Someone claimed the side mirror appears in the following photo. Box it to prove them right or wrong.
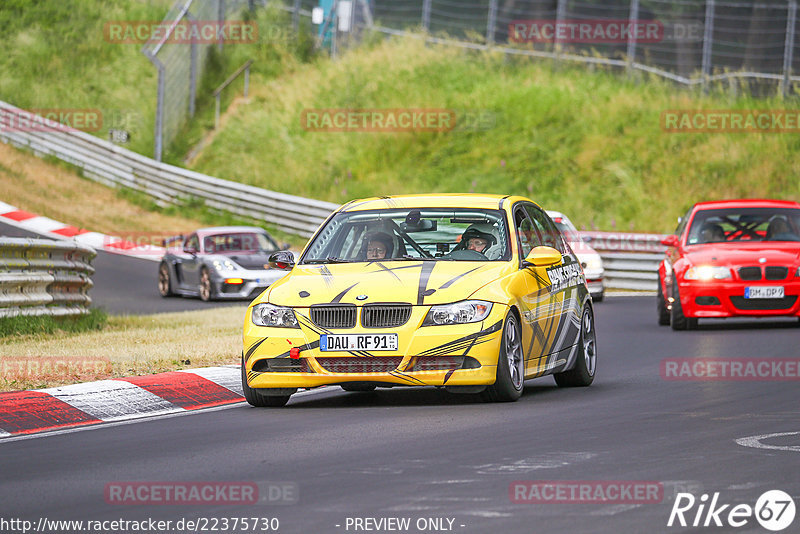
[183,246,197,255]
[522,246,562,268]
[269,250,295,270]
[661,235,679,247]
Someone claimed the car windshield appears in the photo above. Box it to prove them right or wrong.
[203,232,277,254]
[301,208,511,263]
[687,207,800,244]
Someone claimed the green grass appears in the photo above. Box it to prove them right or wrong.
[0,308,108,338]
[187,33,800,233]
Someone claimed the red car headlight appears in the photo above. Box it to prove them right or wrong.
[684,266,732,281]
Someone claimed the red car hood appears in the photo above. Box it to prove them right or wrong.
[684,242,800,265]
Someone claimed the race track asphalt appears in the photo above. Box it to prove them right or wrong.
[1,296,798,533]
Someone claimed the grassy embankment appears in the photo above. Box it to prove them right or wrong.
[189,34,800,233]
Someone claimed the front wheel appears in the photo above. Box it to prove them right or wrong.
[554,303,596,387]
[481,312,524,402]
[158,262,174,297]
[199,267,214,302]
[241,356,292,407]
[670,284,697,330]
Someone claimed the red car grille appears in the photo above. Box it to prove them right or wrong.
[738,266,762,280]
[317,357,404,373]
[738,266,791,281]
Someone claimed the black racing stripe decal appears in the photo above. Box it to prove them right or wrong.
[245,337,269,360]
[443,368,457,384]
[417,320,503,357]
[438,267,482,290]
[416,262,437,305]
[331,283,358,303]
[389,370,426,385]
[371,261,402,282]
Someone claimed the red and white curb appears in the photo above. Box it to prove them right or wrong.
[0,200,164,261]
[0,366,245,438]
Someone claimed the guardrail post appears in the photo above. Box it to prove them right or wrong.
[782,0,797,98]
[701,0,715,93]
[422,0,432,32]
[626,0,640,76]
[486,0,498,44]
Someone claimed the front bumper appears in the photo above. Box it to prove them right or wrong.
[242,304,507,388]
[213,270,285,300]
[678,279,800,318]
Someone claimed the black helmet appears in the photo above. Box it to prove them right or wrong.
[462,223,497,247]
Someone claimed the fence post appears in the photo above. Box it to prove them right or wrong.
[217,0,225,52]
[782,0,797,98]
[701,0,715,93]
[293,0,301,34]
[422,0,432,32]
[487,0,498,44]
[146,54,165,162]
[626,0,640,75]
[187,11,197,117]
[555,0,567,65]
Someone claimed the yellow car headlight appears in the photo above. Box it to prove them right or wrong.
[422,300,492,326]
[684,265,731,281]
[252,303,299,328]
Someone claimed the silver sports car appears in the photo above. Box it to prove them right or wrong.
[158,226,290,301]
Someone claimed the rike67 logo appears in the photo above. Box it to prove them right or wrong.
[668,490,796,531]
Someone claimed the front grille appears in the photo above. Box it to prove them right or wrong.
[317,357,404,373]
[738,267,762,281]
[252,358,311,373]
[311,305,357,329]
[361,304,412,328]
[765,266,789,281]
[408,356,464,371]
[730,295,797,310]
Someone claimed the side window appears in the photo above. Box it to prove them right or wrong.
[675,208,692,239]
[184,234,199,251]
[525,205,566,253]
[514,207,541,258]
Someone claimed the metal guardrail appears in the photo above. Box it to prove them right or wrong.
[0,238,96,318]
[579,231,667,291]
[0,100,339,238]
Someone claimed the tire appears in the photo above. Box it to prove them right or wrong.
[670,284,697,330]
[657,281,670,326]
[241,356,292,407]
[199,267,214,302]
[481,311,524,402]
[554,303,596,387]
[341,384,377,392]
[158,262,175,297]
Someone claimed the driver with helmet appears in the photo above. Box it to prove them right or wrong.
[459,223,497,255]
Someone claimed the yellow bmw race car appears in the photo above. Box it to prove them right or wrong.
[242,194,597,406]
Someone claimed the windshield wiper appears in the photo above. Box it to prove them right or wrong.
[398,255,450,261]
[304,257,353,264]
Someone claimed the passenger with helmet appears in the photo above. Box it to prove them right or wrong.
[457,223,498,256]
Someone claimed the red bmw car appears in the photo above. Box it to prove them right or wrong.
[658,199,800,330]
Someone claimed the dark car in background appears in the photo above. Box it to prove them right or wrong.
[158,226,290,301]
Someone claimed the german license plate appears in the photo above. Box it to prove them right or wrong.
[744,286,784,299]
[320,334,398,351]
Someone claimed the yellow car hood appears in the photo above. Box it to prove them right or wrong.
[267,260,515,306]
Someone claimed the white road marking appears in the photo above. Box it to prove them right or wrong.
[735,431,800,452]
[179,366,243,396]
[589,504,642,516]
[18,216,68,233]
[38,380,181,421]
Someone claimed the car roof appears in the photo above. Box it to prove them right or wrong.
[693,199,800,211]
[194,226,266,236]
[339,194,539,212]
